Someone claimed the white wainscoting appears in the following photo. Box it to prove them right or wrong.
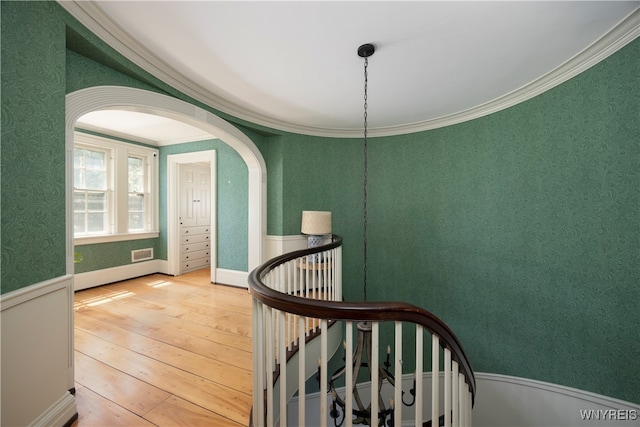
[216,268,249,288]
[473,373,640,427]
[74,259,164,291]
[287,373,640,427]
[0,275,77,427]
[265,234,308,261]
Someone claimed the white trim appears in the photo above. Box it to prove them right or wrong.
[215,268,249,288]
[473,373,640,427]
[73,259,163,291]
[66,86,267,279]
[58,2,639,137]
[28,392,77,427]
[75,231,159,245]
[0,276,76,426]
[475,373,640,410]
[72,132,160,241]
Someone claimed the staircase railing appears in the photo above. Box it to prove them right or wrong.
[249,235,475,427]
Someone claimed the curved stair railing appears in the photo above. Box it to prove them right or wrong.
[249,235,476,427]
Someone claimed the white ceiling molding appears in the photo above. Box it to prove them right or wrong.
[388,8,640,138]
[59,1,639,138]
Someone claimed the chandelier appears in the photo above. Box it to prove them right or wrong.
[315,43,417,427]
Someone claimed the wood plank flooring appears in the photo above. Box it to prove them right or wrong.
[72,269,253,426]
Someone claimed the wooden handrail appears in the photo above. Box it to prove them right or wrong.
[248,234,476,403]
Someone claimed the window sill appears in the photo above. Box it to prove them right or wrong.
[74,232,160,246]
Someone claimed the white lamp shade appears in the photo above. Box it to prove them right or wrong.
[301,211,332,235]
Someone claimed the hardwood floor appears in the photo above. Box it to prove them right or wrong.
[72,269,253,426]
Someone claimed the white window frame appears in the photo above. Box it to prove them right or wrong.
[74,132,159,245]
[73,143,112,236]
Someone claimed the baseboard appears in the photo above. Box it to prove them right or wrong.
[28,392,77,427]
[215,268,248,288]
[74,259,164,291]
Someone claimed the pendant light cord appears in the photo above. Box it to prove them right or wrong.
[362,55,369,302]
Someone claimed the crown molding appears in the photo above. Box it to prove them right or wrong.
[59,2,639,138]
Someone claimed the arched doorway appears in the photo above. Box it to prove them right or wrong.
[65,86,267,283]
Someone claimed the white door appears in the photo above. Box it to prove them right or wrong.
[179,164,211,227]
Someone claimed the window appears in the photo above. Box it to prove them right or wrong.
[74,132,159,243]
[128,156,146,231]
[74,146,109,235]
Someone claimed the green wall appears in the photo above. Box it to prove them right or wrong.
[1,1,68,293]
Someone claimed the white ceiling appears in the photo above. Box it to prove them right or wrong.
[67,1,639,144]
[77,110,215,146]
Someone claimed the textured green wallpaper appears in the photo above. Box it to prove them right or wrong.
[159,140,249,271]
[364,40,639,402]
[271,133,366,293]
[265,136,285,235]
[1,1,68,293]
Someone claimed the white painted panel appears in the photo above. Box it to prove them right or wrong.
[1,276,76,427]
[74,259,163,291]
[264,235,307,261]
[473,373,640,427]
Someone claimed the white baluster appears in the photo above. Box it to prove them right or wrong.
[266,306,274,427]
[320,319,328,426]
[468,389,473,427]
[415,325,423,426]
[311,256,317,300]
[444,348,451,427]
[278,310,286,426]
[458,373,465,427]
[345,322,353,427]
[432,334,439,426]
[452,361,459,427]
[371,322,379,426]
[298,316,306,426]
[305,258,310,299]
[394,321,403,427]
[253,299,265,427]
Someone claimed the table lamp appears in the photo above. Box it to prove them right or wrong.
[301,210,332,248]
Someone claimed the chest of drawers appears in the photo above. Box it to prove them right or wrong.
[180,225,210,273]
